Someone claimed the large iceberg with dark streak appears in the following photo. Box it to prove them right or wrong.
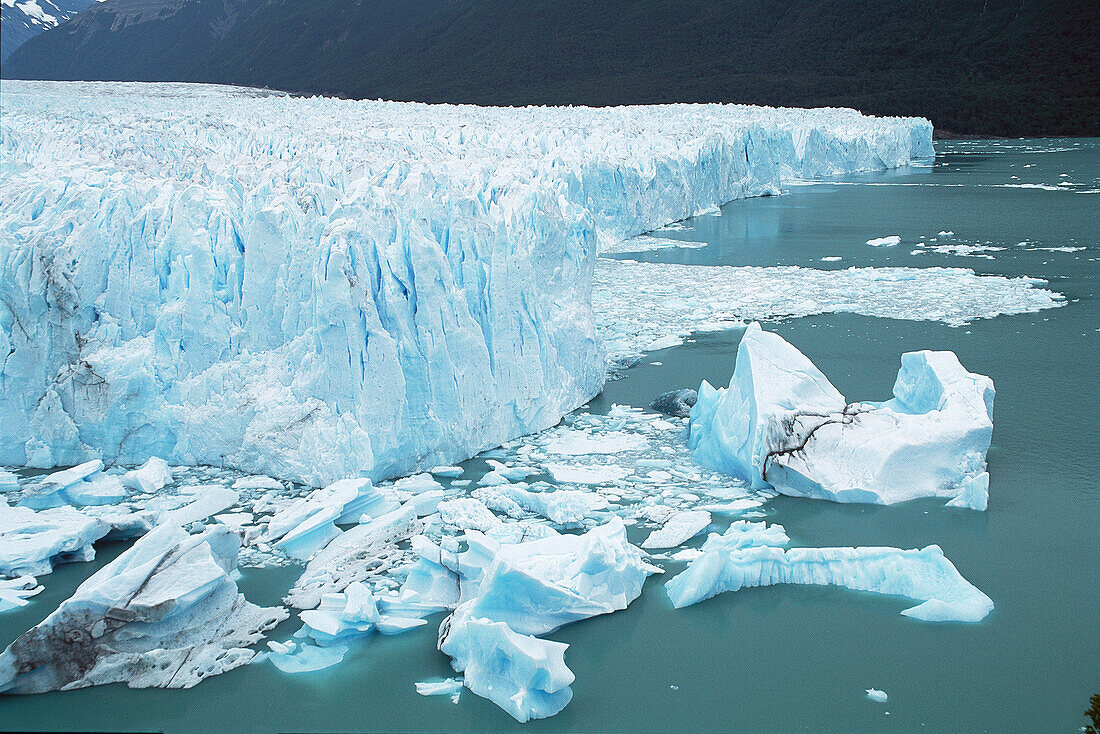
[0,524,287,693]
[0,81,931,486]
[688,323,994,509]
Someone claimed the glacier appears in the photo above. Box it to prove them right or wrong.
[666,521,993,623]
[0,524,287,693]
[688,323,994,508]
[1,80,934,486]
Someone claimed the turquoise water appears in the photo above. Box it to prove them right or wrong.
[2,139,1097,732]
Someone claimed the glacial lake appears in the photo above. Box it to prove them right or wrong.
[2,138,1097,733]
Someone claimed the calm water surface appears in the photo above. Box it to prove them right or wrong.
[2,139,1097,733]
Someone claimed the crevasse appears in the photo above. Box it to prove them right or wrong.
[0,81,933,485]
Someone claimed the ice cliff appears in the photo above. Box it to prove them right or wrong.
[0,80,932,485]
[688,323,994,508]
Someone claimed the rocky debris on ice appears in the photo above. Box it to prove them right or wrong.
[436,519,654,721]
[666,521,993,622]
[649,389,698,418]
[0,524,287,693]
[285,504,423,610]
[0,575,43,612]
[0,504,110,577]
[688,323,994,509]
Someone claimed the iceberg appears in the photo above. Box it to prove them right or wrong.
[641,509,712,549]
[415,677,463,703]
[439,613,574,723]
[121,457,173,493]
[0,575,43,612]
[473,484,610,527]
[436,518,653,721]
[0,524,287,693]
[666,522,993,623]
[1,80,931,486]
[0,503,110,576]
[266,478,398,560]
[688,323,995,508]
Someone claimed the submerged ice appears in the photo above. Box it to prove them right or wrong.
[689,323,994,509]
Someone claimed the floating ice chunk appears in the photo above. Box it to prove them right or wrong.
[392,474,445,496]
[19,460,105,509]
[938,231,954,236]
[641,510,712,549]
[0,525,287,693]
[299,582,426,646]
[544,463,630,485]
[0,472,18,492]
[438,498,501,532]
[286,504,421,609]
[0,575,43,612]
[415,677,463,703]
[475,485,610,527]
[689,323,995,507]
[268,478,397,560]
[436,519,652,720]
[666,525,992,623]
[121,457,173,493]
[699,499,764,515]
[544,431,650,456]
[649,389,698,418]
[645,335,685,352]
[430,466,464,478]
[945,472,989,511]
[866,688,889,703]
[820,256,843,262]
[0,504,110,576]
[232,475,285,491]
[158,485,239,528]
[265,639,348,673]
[866,235,902,247]
[439,613,574,723]
[62,473,127,507]
[458,518,651,636]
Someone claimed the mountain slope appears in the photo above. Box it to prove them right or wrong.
[5,0,1099,136]
[1,0,95,61]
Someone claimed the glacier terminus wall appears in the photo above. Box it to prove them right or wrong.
[0,81,933,485]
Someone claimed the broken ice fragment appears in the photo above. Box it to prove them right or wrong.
[866,688,889,702]
[0,575,43,612]
[641,510,712,550]
[0,504,110,577]
[666,522,992,623]
[121,457,174,493]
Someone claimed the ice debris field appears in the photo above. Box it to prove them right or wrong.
[0,81,1053,721]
